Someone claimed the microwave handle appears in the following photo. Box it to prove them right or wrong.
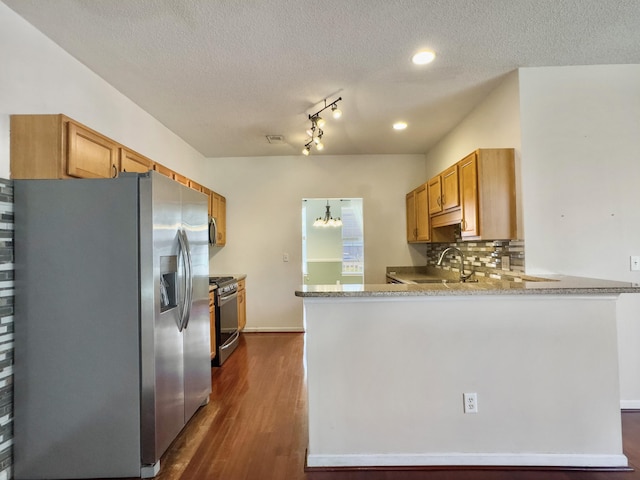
[209,217,218,246]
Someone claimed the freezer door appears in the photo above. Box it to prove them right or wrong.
[141,172,186,464]
[140,172,211,465]
[181,185,212,421]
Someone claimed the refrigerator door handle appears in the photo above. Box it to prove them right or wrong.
[177,229,191,332]
[180,230,194,330]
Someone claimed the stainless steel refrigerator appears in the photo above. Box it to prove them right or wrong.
[13,171,211,479]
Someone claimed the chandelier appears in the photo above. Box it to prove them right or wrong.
[313,200,342,227]
[302,97,343,156]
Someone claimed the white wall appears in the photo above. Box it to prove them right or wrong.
[518,65,640,406]
[425,65,640,406]
[424,71,522,176]
[305,295,625,467]
[424,71,524,237]
[0,2,205,181]
[203,154,427,331]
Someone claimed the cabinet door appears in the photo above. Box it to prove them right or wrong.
[237,282,246,331]
[415,184,430,241]
[153,163,174,179]
[67,122,119,179]
[189,180,203,192]
[459,153,479,237]
[406,191,417,241]
[427,176,442,214]
[201,187,213,216]
[441,165,459,211]
[173,172,189,186]
[120,147,153,173]
[217,196,226,245]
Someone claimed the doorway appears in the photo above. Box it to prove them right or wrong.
[302,198,364,285]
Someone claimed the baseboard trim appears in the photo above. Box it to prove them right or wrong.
[621,400,640,410]
[242,327,305,333]
[305,453,629,470]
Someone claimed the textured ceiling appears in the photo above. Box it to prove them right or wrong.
[3,0,640,158]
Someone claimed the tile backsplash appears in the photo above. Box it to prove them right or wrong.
[427,239,525,281]
[0,179,12,480]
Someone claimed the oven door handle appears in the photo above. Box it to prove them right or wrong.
[220,331,240,350]
[218,290,238,306]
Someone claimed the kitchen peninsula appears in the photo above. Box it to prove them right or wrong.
[296,276,640,470]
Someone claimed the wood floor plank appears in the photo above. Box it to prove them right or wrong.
[149,333,640,480]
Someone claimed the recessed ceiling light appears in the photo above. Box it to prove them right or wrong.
[393,122,408,130]
[412,50,436,65]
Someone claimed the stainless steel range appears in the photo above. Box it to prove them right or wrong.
[209,276,240,366]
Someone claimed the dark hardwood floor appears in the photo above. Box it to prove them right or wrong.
[153,333,640,480]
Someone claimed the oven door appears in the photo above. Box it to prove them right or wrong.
[215,289,239,365]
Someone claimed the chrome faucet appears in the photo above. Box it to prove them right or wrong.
[436,247,474,282]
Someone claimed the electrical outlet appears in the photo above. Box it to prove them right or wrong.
[283,252,289,262]
[631,256,640,271]
[463,393,478,414]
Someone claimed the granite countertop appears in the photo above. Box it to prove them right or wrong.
[295,273,640,298]
[210,273,247,281]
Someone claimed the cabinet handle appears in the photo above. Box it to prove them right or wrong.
[111,165,118,178]
[437,196,441,206]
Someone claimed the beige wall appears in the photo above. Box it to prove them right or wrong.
[0,2,205,181]
[202,154,427,331]
[305,295,625,467]
[518,65,640,406]
[424,64,640,407]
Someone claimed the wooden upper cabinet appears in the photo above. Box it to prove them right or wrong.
[427,176,442,215]
[67,122,119,179]
[10,114,117,179]
[428,165,459,215]
[210,192,226,246]
[458,149,517,240]
[120,147,154,174]
[406,184,430,243]
[441,165,459,211]
[173,172,189,186]
[415,184,429,241]
[189,179,203,192]
[406,191,417,241]
[152,162,174,179]
[10,114,228,243]
[201,186,213,216]
[458,152,479,237]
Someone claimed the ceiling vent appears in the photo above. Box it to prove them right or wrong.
[266,135,284,144]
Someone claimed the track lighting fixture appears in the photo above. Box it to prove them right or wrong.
[302,96,342,155]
